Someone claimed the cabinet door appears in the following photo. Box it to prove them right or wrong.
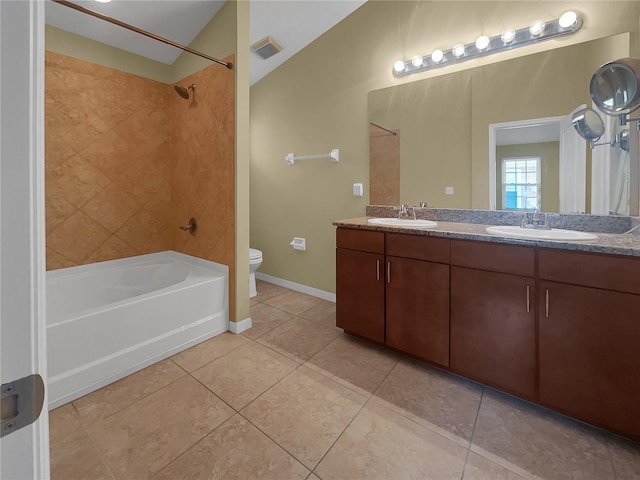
[450,267,536,398]
[336,247,385,343]
[539,281,640,438]
[386,256,450,366]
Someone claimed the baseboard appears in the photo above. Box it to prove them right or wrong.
[255,272,336,303]
[229,316,252,334]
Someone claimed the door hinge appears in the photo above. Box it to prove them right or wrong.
[1,374,45,437]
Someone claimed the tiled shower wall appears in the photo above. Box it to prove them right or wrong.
[171,57,236,319]
[45,52,236,318]
[45,51,173,269]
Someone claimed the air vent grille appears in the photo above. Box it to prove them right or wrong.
[250,36,283,60]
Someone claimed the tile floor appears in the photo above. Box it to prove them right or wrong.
[50,279,640,480]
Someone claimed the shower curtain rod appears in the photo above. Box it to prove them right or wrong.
[370,122,397,136]
[51,0,233,70]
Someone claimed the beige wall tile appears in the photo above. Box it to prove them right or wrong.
[47,211,112,264]
[81,183,141,232]
[45,52,173,269]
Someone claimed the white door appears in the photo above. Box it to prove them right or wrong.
[0,1,49,479]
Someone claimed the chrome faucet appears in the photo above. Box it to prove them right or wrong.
[521,209,550,229]
[398,204,417,220]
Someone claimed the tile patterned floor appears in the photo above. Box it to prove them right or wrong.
[50,279,640,480]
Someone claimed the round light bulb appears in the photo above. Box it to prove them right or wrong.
[559,11,577,28]
[411,55,424,67]
[393,60,406,73]
[452,44,465,58]
[431,49,444,63]
[475,35,490,50]
[94,0,112,3]
[529,21,545,36]
[501,30,516,44]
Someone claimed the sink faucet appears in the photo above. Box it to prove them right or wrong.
[521,209,550,229]
[398,204,417,220]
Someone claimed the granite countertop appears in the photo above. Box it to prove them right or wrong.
[333,217,640,257]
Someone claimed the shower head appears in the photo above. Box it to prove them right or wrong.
[174,84,195,100]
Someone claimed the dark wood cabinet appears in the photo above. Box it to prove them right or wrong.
[336,229,385,343]
[335,226,640,439]
[538,248,640,439]
[450,266,536,398]
[386,256,450,366]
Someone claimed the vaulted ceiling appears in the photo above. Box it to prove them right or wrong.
[45,0,367,85]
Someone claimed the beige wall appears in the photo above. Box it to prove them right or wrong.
[45,25,173,83]
[250,1,639,294]
[496,142,560,212]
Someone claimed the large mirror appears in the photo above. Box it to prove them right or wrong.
[369,33,638,215]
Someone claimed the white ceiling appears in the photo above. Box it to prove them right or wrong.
[45,0,366,85]
[496,122,561,146]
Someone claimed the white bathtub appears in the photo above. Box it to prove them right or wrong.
[46,251,228,409]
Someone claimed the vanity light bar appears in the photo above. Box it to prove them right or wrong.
[393,12,582,77]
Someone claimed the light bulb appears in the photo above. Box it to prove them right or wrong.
[393,60,406,73]
[501,30,516,44]
[411,55,424,67]
[529,21,545,36]
[94,0,112,3]
[431,49,444,63]
[475,35,490,50]
[559,11,577,28]
[452,44,465,58]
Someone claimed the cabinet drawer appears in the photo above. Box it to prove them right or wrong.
[539,249,640,295]
[336,227,384,254]
[451,240,534,276]
[386,233,450,263]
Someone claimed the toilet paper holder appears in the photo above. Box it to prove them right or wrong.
[290,237,306,251]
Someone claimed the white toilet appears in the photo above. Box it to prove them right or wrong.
[249,248,263,298]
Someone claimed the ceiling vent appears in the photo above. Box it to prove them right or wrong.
[250,36,283,60]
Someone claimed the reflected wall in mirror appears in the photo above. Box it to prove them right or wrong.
[369,33,637,215]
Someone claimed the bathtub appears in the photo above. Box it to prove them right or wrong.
[46,251,228,409]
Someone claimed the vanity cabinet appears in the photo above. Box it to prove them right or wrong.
[385,234,450,366]
[450,240,536,399]
[335,226,640,439]
[336,228,385,343]
[538,249,640,437]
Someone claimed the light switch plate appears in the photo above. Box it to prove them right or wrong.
[353,183,364,197]
[445,186,454,195]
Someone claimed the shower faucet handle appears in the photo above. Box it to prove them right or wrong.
[179,217,198,235]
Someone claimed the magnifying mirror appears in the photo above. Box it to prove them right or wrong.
[572,107,605,146]
[590,57,640,115]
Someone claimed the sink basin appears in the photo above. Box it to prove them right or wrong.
[368,218,438,228]
[485,225,597,241]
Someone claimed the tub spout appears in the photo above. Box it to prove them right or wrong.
[179,217,198,235]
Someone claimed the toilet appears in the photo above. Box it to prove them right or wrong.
[249,248,263,298]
